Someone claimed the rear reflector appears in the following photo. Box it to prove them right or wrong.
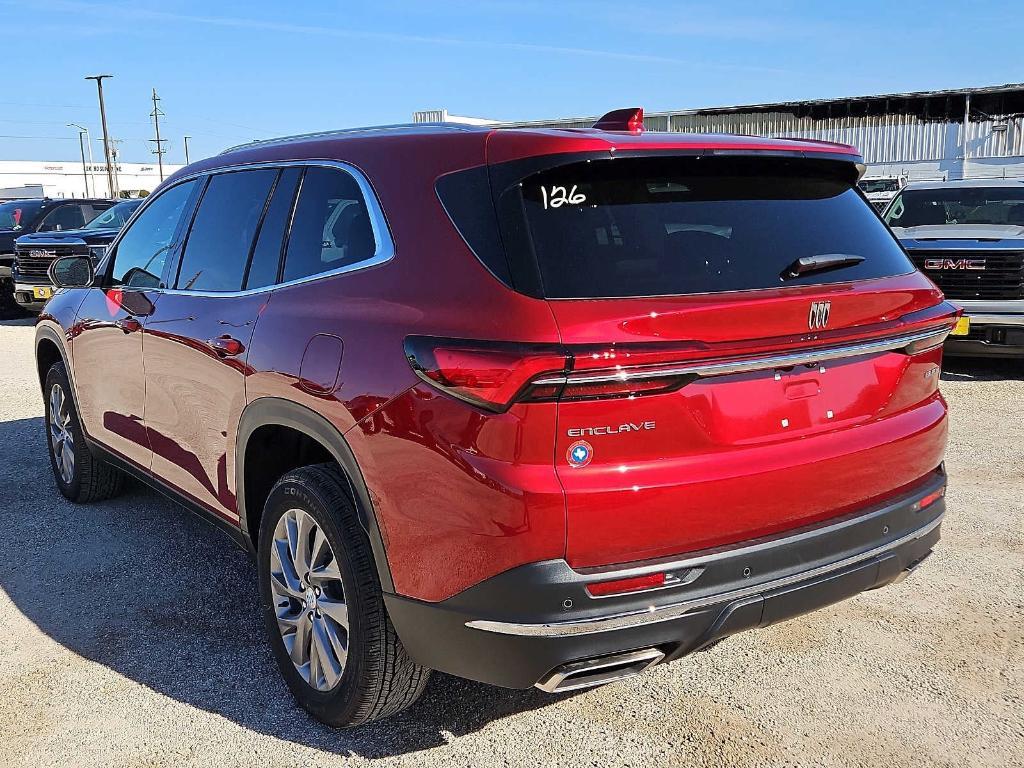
[585,572,667,598]
[915,486,945,511]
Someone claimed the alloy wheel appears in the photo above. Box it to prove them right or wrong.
[48,384,75,484]
[269,508,350,691]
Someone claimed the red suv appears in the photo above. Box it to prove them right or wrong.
[36,110,956,727]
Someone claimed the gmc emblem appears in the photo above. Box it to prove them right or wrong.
[923,258,986,271]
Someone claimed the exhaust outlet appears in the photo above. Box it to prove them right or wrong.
[535,647,665,693]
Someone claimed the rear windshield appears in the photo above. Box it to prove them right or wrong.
[505,156,912,299]
[885,186,1024,228]
[859,178,901,194]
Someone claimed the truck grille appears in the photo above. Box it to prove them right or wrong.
[13,245,80,282]
[908,249,1024,301]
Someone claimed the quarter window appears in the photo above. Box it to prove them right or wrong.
[282,166,377,283]
[111,180,197,288]
[175,169,278,292]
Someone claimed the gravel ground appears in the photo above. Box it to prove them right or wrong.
[0,317,1020,768]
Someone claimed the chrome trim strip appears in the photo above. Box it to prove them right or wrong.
[532,327,950,387]
[466,511,943,637]
[960,313,1024,327]
[96,159,395,299]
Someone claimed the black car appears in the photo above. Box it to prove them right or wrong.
[12,198,142,310]
[1,197,116,311]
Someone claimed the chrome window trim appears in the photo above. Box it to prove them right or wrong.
[531,326,952,387]
[467,511,944,638]
[100,159,395,298]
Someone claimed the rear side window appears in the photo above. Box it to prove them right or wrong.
[176,169,278,292]
[282,166,377,283]
[245,167,301,290]
[111,180,198,288]
[499,156,913,298]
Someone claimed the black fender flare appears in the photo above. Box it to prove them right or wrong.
[235,397,394,593]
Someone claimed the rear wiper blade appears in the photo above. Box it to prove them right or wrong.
[781,253,866,279]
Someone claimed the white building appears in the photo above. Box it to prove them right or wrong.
[0,160,184,200]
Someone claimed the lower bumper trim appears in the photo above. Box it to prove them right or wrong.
[467,512,943,638]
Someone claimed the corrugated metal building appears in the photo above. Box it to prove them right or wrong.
[416,83,1024,181]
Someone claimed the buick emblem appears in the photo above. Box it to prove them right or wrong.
[808,300,831,330]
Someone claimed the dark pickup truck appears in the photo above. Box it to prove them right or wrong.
[885,179,1024,358]
[11,198,141,311]
[1,197,116,312]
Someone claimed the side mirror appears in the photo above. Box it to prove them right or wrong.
[48,255,95,288]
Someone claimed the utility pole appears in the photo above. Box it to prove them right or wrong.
[183,135,192,165]
[69,123,96,197]
[149,88,168,181]
[109,139,123,197]
[69,126,89,197]
[85,74,115,198]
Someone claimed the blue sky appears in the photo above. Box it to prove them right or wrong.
[2,0,1022,164]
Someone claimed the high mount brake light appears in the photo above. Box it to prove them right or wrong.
[592,107,645,133]
[404,337,698,412]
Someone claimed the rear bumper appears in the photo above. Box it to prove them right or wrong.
[946,302,1024,357]
[385,470,946,690]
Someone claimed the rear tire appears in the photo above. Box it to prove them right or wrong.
[257,464,430,726]
[43,361,125,503]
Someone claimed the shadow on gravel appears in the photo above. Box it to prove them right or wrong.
[941,356,1023,383]
[0,416,567,758]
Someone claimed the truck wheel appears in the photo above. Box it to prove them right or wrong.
[257,464,430,726]
[44,361,125,502]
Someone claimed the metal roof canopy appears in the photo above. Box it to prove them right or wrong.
[508,83,1024,127]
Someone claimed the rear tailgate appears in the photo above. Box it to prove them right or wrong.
[548,280,953,567]
[490,149,956,568]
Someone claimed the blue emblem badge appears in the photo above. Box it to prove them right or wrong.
[566,440,593,468]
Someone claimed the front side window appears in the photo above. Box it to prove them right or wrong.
[885,187,1024,228]
[110,180,197,288]
[282,167,377,283]
[175,169,278,292]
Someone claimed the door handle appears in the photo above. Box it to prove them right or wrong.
[207,335,245,357]
[115,317,142,334]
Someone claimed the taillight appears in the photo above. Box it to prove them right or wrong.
[404,337,567,412]
[904,326,953,355]
[405,336,699,412]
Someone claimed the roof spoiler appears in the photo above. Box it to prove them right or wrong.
[592,107,644,133]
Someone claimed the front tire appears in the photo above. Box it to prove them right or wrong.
[257,464,430,726]
[43,362,125,502]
